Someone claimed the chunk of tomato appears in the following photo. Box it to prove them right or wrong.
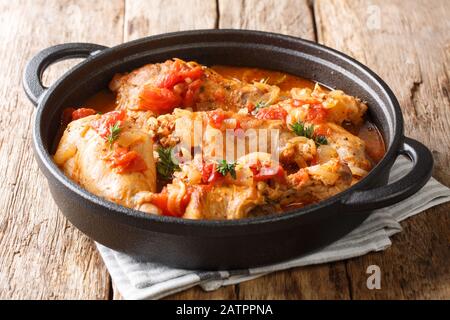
[305,103,328,124]
[291,169,309,185]
[151,189,170,216]
[250,161,286,184]
[207,110,228,129]
[313,124,330,137]
[109,146,147,174]
[150,187,191,217]
[183,78,203,107]
[178,189,192,215]
[255,106,288,121]
[72,108,96,120]
[91,110,125,139]
[180,66,203,82]
[158,60,204,89]
[201,162,223,184]
[139,85,181,114]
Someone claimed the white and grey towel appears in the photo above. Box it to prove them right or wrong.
[96,157,450,300]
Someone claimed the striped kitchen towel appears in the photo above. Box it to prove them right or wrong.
[96,157,450,300]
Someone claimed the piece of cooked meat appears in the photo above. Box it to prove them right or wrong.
[110,59,281,115]
[53,112,158,213]
[284,84,368,126]
[287,158,353,202]
[279,136,317,169]
[317,122,372,177]
[184,184,265,220]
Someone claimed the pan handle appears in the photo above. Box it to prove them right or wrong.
[23,43,108,106]
[342,137,433,211]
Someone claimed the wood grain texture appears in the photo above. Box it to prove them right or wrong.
[236,264,350,299]
[218,0,316,40]
[0,0,124,299]
[315,0,450,299]
[124,0,217,41]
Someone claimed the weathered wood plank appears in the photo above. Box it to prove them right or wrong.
[315,0,450,299]
[218,0,351,300]
[236,264,350,299]
[124,0,217,41]
[120,0,226,300]
[218,0,316,41]
[0,0,124,299]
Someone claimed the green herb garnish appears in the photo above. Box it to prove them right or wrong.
[216,160,237,179]
[252,101,268,114]
[315,135,328,146]
[107,122,121,146]
[290,121,314,139]
[290,121,328,147]
[156,147,180,180]
[255,101,267,110]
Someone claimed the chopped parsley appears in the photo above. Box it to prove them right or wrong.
[107,122,121,147]
[290,121,314,139]
[156,147,180,180]
[216,160,237,179]
[252,101,268,115]
[290,121,328,147]
[315,135,328,146]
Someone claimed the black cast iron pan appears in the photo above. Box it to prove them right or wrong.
[23,30,433,269]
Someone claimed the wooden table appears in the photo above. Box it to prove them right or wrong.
[0,0,449,300]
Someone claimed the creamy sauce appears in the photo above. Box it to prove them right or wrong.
[357,121,386,163]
